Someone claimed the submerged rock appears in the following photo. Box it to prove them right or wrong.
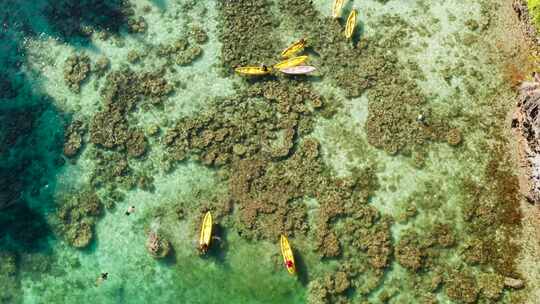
[146,231,171,259]
[515,74,540,204]
[67,222,93,248]
[504,277,524,289]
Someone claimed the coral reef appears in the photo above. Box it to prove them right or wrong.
[478,273,505,300]
[461,156,522,277]
[163,80,322,166]
[164,4,393,292]
[278,0,452,155]
[127,50,141,63]
[190,25,208,44]
[217,0,281,68]
[0,0,520,302]
[395,232,427,272]
[0,252,20,304]
[127,16,147,33]
[228,155,312,240]
[88,67,173,191]
[305,272,352,304]
[395,224,455,272]
[63,54,91,93]
[56,190,103,248]
[63,120,85,157]
[92,56,110,77]
[175,46,203,66]
[155,24,209,67]
[444,269,479,303]
[446,128,463,146]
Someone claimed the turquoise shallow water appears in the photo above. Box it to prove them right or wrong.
[0,0,536,303]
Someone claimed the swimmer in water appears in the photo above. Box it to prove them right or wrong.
[96,272,109,286]
[125,206,135,216]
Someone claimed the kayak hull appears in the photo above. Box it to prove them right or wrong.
[332,0,345,18]
[199,212,213,251]
[280,65,317,75]
[235,66,272,76]
[274,56,308,70]
[280,235,296,275]
[345,9,358,39]
[281,39,306,58]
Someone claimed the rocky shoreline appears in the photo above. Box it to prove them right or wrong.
[513,0,540,44]
[512,0,540,206]
[513,78,540,205]
[509,0,540,302]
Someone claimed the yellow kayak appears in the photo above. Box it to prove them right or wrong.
[332,0,345,18]
[280,38,307,58]
[199,211,213,254]
[345,9,358,39]
[274,56,308,70]
[280,235,296,275]
[235,65,272,76]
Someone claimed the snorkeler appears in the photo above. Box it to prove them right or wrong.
[125,206,135,216]
[416,113,427,125]
[96,272,109,286]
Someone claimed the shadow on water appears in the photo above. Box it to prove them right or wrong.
[0,0,144,301]
[44,0,133,44]
[162,246,177,265]
[352,20,365,46]
[203,224,229,263]
[293,249,309,286]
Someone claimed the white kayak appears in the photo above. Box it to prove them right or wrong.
[279,65,317,75]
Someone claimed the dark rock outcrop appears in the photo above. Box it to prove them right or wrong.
[514,73,540,203]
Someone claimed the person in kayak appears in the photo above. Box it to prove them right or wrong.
[200,243,209,254]
[285,260,294,269]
